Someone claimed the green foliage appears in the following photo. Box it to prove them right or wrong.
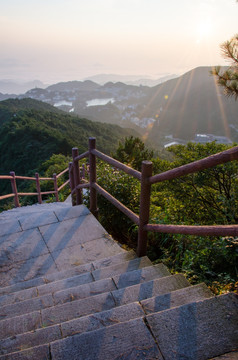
[151,142,238,225]
[212,34,238,100]
[0,98,138,196]
[92,140,238,292]
[87,160,140,245]
[113,136,154,171]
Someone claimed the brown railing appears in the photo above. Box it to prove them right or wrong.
[1,137,238,257]
[0,169,70,207]
[69,137,238,257]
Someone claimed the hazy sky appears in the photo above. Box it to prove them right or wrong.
[0,0,237,83]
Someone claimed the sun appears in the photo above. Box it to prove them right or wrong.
[196,19,213,43]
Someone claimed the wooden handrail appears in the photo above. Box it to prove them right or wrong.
[56,168,69,179]
[0,166,70,207]
[74,150,89,162]
[2,137,238,258]
[93,183,139,225]
[68,138,238,257]
[144,223,238,237]
[0,176,13,180]
[150,146,238,184]
[91,149,141,180]
[0,193,15,200]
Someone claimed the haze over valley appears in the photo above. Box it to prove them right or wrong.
[1,66,237,149]
[0,0,237,156]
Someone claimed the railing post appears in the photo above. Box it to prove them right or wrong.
[69,162,76,206]
[81,164,85,179]
[35,173,42,204]
[72,147,82,205]
[9,171,20,208]
[137,161,153,257]
[53,173,59,202]
[89,137,98,218]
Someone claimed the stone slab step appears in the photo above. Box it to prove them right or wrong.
[50,317,162,360]
[0,250,136,297]
[0,344,50,360]
[0,202,75,220]
[0,282,215,355]
[0,271,93,307]
[0,272,189,330]
[141,282,214,314]
[0,318,162,360]
[37,256,152,297]
[146,292,238,360]
[113,263,170,289]
[0,302,144,355]
[91,255,153,281]
[0,294,54,321]
[112,273,191,306]
[41,292,116,327]
[0,254,149,307]
[0,260,167,311]
[52,278,117,306]
[0,282,213,343]
[0,311,42,340]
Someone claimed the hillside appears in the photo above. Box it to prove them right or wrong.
[0,98,138,178]
[143,67,238,143]
[1,67,237,148]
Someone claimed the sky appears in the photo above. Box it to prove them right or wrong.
[0,0,237,83]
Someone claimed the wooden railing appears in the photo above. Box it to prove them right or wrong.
[0,169,70,207]
[1,137,238,257]
[69,137,238,257]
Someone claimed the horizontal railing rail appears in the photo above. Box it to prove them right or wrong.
[69,137,238,257]
[2,137,238,257]
[0,167,70,207]
[149,146,238,184]
[91,149,142,180]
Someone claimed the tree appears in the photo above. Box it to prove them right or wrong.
[113,136,154,171]
[212,34,238,100]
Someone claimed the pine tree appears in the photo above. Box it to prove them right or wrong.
[212,34,238,100]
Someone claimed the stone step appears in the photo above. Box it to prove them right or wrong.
[0,281,212,342]
[0,262,155,320]
[112,273,191,306]
[91,255,153,281]
[0,272,189,331]
[0,344,51,360]
[0,318,162,360]
[146,292,238,360]
[0,302,144,356]
[112,263,170,289]
[0,283,214,355]
[0,278,201,342]
[3,291,235,360]
[0,255,150,307]
[0,260,166,310]
[141,282,214,314]
[37,256,153,297]
[0,250,137,297]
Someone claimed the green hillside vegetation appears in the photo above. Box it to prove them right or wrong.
[0,98,138,204]
[0,98,137,176]
[86,138,237,294]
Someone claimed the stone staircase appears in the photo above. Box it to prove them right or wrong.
[0,203,237,359]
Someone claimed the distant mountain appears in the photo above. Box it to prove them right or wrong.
[142,66,238,143]
[84,74,178,86]
[2,67,237,148]
[0,98,138,179]
[0,80,47,95]
[46,80,100,92]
